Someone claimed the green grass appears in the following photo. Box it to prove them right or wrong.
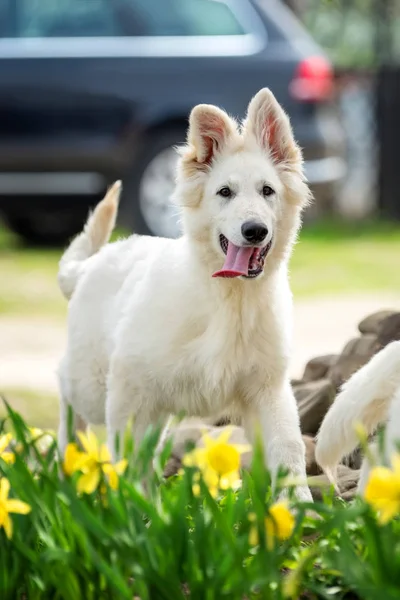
[1,218,400,320]
[0,388,59,430]
[1,407,400,599]
[0,224,65,321]
[291,219,400,297]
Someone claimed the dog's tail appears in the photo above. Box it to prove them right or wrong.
[58,181,121,300]
[315,340,400,476]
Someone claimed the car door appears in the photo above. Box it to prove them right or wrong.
[0,0,136,195]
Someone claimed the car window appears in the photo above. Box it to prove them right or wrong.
[0,0,245,38]
[120,0,246,36]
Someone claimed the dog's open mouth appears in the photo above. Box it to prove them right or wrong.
[213,234,272,279]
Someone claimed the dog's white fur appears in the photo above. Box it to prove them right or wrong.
[57,88,312,500]
[316,340,400,492]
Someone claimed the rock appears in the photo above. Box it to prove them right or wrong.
[291,379,304,388]
[294,379,336,435]
[303,435,321,476]
[308,465,359,501]
[342,446,364,470]
[376,313,400,348]
[302,354,338,382]
[358,310,399,335]
[163,455,182,478]
[328,334,379,390]
[213,416,231,427]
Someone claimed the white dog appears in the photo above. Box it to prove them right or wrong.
[316,340,400,492]
[57,88,312,501]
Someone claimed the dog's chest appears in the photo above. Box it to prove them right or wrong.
[167,305,280,414]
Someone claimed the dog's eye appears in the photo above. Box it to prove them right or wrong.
[217,186,233,199]
[262,185,275,198]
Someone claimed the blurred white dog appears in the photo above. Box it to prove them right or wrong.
[316,340,400,492]
[57,88,312,500]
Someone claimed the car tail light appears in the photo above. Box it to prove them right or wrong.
[290,56,333,102]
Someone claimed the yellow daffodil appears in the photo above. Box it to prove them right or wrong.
[63,431,127,494]
[63,442,86,477]
[28,427,55,454]
[0,433,15,465]
[28,427,44,440]
[183,427,250,497]
[249,501,295,549]
[364,454,400,524]
[0,477,31,539]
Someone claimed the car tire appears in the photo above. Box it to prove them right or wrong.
[120,125,187,238]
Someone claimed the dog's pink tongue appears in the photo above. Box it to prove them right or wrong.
[212,242,253,278]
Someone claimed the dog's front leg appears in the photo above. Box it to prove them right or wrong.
[242,380,312,502]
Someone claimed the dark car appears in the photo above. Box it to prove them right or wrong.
[0,0,345,244]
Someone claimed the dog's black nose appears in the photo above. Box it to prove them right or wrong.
[241,221,268,244]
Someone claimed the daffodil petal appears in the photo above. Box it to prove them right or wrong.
[77,430,99,458]
[192,483,201,497]
[28,427,43,441]
[77,468,101,494]
[0,433,12,454]
[265,501,295,545]
[220,471,242,490]
[6,499,31,515]
[114,459,128,475]
[104,467,119,490]
[376,500,400,524]
[99,444,111,463]
[183,448,207,469]
[201,427,234,449]
[234,444,252,455]
[63,443,84,476]
[249,525,259,546]
[0,478,10,502]
[364,467,400,504]
[102,462,124,490]
[207,443,240,474]
[3,514,12,539]
[0,452,15,465]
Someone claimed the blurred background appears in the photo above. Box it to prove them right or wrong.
[0,0,399,428]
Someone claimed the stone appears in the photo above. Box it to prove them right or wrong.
[308,465,359,501]
[303,435,321,476]
[358,310,399,335]
[376,313,400,348]
[342,446,364,470]
[291,379,304,388]
[294,379,336,435]
[163,455,182,478]
[328,334,379,390]
[302,354,338,383]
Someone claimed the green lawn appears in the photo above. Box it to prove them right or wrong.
[1,218,400,320]
[291,218,400,296]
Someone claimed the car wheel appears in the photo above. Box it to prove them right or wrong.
[121,126,186,238]
[4,209,87,247]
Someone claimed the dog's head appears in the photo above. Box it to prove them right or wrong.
[175,88,311,280]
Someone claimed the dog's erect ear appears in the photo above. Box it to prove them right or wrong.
[188,104,237,166]
[245,88,301,166]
